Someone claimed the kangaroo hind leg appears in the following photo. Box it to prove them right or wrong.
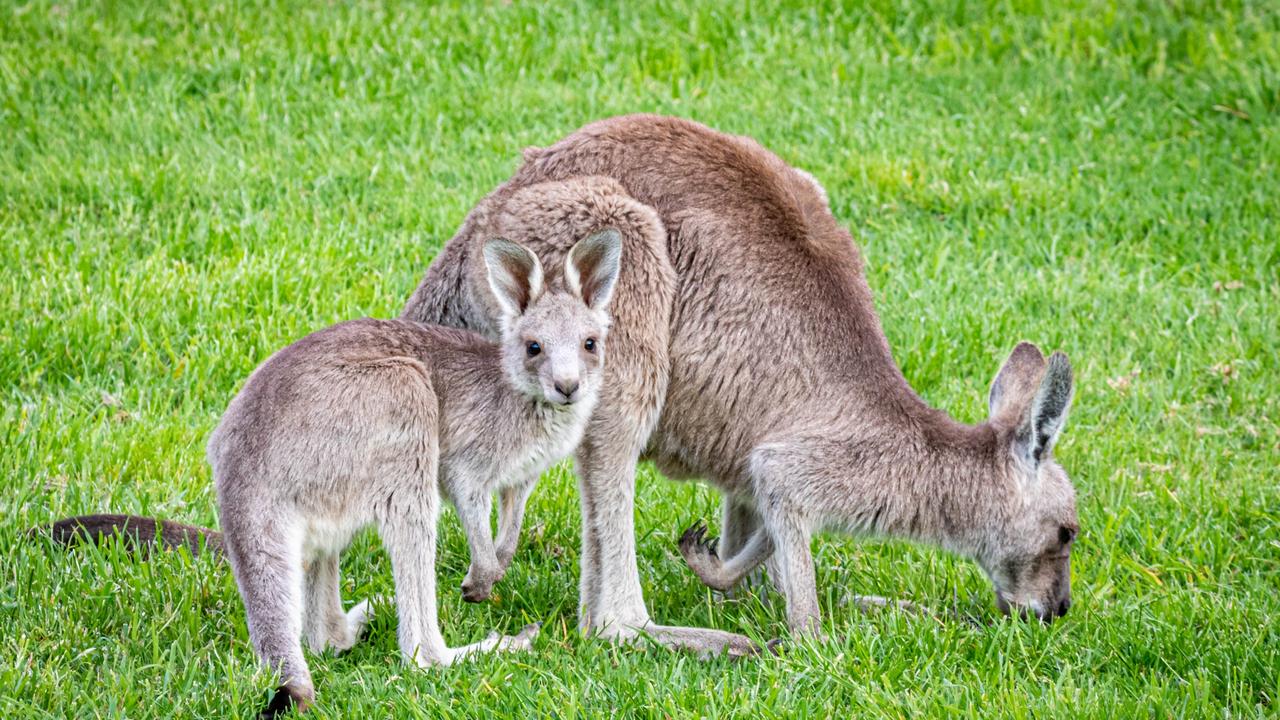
[380,501,539,667]
[303,553,368,653]
[223,517,314,715]
[750,446,822,636]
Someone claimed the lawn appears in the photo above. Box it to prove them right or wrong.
[2,0,1278,717]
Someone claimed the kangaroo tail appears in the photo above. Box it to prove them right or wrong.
[30,513,224,557]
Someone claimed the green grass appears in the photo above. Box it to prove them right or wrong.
[2,0,1278,716]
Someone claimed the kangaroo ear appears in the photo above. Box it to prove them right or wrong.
[564,228,623,311]
[989,342,1047,419]
[1014,351,1074,467]
[483,239,544,318]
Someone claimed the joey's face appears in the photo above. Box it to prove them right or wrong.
[984,460,1078,622]
[502,291,609,407]
[481,229,623,410]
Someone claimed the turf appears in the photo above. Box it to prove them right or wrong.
[2,0,1278,717]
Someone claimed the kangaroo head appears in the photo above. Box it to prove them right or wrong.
[981,342,1078,622]
[482,229,622,407]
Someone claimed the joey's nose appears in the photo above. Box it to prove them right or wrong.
[554,380,579,401]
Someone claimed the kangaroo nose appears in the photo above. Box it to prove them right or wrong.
[1056,597,1071,618]
[554,380,579,400]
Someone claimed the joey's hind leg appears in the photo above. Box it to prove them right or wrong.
[495,479,537,571]
[303,553,368,653]
[379,502,448,667]
[222,517,315,711]
[380,505,538,667]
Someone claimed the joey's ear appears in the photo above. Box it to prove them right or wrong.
[1014,351,1074,467]
[989,342,1047,419]
[564,228,623,311]
[483,239,544,317]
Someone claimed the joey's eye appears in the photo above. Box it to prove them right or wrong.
[526,341,541,357]
[584,338,597,353]
[1059,526,1077,545]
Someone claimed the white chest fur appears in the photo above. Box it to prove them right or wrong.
[445,396,594,498]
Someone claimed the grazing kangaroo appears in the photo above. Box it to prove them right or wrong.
[209,230,621,714]
[678,342,1078,632]
[400,115,1082,648]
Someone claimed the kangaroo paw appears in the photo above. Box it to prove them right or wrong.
[678,523,733,591]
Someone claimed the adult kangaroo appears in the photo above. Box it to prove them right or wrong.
[400,114,1080,649]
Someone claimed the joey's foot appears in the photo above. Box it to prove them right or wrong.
[494,622,541,652]
[678,523,733,591]
[476,623,540,656]
[322,594,373,650]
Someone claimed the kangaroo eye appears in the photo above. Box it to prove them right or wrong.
[526,341,541,357]
[584,338,597,353]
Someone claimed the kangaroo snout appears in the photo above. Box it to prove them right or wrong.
[553,379,580,402]
[996,590,1071,623]
[1054,596,1072,618]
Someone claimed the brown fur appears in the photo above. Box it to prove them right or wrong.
[403,115,1080,642]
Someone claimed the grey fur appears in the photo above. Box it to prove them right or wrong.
[400,115,1081,647]
[209,231,621,709]
[682,343,1078,632]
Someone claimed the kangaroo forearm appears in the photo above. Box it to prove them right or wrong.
[720,529,774,585]
[494,484,532,566]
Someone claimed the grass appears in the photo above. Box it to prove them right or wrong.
[2,0,1278,716]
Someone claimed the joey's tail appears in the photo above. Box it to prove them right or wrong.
[30,514,224,557]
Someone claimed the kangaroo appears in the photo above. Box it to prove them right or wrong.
[208,230,621,715]
[678,343,1077,631]
[399,114,1082,649]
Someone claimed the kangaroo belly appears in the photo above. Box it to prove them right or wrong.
[300,515,365,561]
